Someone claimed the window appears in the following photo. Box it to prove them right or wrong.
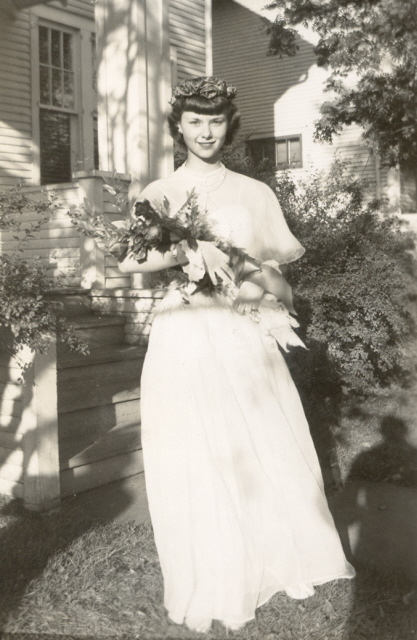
[38,24,78,184]
[91,33,99,170]
[248,136,302,169]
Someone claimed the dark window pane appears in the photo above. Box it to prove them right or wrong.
[91,34,97,94]
[93,112,99,169]
[248,140,262,164]
[39,26,49,64]
[52,68,63,107]
[51,29,61,67]
[289,137,301,165]
[39,65,50,104]
[40,109,72,184]
[63,71,74,109]
[262,139,275,162]
[276,139,287,165]
[248,138,275,164]
[63,32,72,70]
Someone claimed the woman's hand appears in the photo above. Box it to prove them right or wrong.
[197,241,235,285]
[233,280,264,315]
[246,265,297,315]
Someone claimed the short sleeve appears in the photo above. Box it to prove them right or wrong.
[133,181,163,206]
[239,179,304,265]
[130,180,166,221]
[131,177,186,216]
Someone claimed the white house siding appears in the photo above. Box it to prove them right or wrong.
[169,0,208,81]
[212,0,379,198]
[0,12,33,187]
[49,0,94,20]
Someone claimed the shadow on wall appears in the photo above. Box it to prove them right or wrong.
[96,0,173,193]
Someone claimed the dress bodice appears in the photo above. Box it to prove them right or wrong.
[137,164,305,266]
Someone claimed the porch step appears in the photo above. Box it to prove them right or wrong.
[48,289,152,500]
[58,343,146,369]
[46,287,92,317]
[59,422,141,471]
[58,343,144,413]
[57,341,145,498]
[63,313,126,348]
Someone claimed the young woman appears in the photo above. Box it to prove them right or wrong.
[119,77,354,633]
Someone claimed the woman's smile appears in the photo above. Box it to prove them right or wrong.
[179,112,228,164]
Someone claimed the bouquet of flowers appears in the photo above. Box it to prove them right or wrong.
[70,189,257,292]
[69,187,306,350]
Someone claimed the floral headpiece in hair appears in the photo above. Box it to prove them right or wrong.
[169,76,237,106]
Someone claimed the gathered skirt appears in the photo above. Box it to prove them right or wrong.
[140,289,354,631]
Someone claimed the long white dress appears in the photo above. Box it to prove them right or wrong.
[139,164,355,632]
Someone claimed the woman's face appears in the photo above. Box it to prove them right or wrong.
[179,111,228,163]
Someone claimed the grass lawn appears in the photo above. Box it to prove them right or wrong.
[0,494,416,640]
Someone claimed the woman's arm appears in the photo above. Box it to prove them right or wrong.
[234,267,296,315]
[246,264,296,314]
[118,245,188,274]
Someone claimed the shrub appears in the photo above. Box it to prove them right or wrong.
[0,188,87,360]
[224,154,417,394]
[279,161,416,393]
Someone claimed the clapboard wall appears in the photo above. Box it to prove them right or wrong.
[0,11,33,187]
[212,0,379,197]
[49,0,94,19]
[169,0,209,81]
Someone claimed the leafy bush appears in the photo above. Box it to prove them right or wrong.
[279,161,416,393]
[224,154,417,394]
[0,188,86,359]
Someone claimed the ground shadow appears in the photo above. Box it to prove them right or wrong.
[328,413,417,639]
[329,479,417,639]
[344,565,417,640]
[348,415,417,487]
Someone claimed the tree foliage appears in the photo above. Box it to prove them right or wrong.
[266,0,417,167]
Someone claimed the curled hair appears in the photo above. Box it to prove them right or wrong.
[168,93,240,147]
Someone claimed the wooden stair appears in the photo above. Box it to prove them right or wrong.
[56,290,146,498]
[0,288,149,507]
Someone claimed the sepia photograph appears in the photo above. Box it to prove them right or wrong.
[0,0,416,638]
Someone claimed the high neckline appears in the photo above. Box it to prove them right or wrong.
[178,162,227,192]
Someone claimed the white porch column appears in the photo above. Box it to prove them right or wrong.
[95,0,173,199]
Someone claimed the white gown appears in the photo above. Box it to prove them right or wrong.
[139,164,355,632]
